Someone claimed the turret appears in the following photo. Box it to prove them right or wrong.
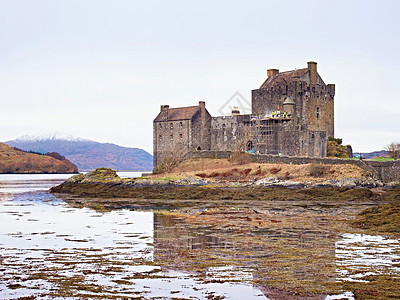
[283,97,295,116]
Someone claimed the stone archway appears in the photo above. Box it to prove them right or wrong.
[246,141,253,151]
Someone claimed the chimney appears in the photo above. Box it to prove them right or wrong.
[160,105,169,121]
[199,101,206,122]
[307,61,317,85]
[267,69,279,78]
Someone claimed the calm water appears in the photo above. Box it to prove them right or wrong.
[0,174,267,299]
[1,174,399,299]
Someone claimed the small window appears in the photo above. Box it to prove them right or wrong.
[311,134,315,139]
[158,134,162,141]
[316,107,320,119]
[159,124,162,129]
[179,134,183,139]
[180,122,183,128]
[170,134,173,140]
[170,123,173,129]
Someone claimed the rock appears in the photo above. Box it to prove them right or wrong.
[175,177,209,186]
[335,178,359,188]
[270,181,306,189]
[253,178,304,189]
[253,177,279,186]
[133,179,173,186]
[310,181,336,188]
[385,181,400,188]
[64,168,124,184]
[359,178,383,188]
[65,173,84,183]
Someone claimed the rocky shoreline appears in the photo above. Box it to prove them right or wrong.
[51,168,400,194]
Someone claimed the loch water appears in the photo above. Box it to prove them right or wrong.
[0,174,266,299]
[1,174,400,299]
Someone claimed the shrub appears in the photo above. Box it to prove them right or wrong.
[253,169,262,176]
[240,168,252,177]
[221,170,233,177]
[230,152,252,165]
[309,163,329,177]
[328,136,343,145]
[196,173,208,178]
[270,167,282,174]
[45,152,66,161]
[210,172,220,177]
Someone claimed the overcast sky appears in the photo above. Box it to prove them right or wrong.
[1,0,399,153]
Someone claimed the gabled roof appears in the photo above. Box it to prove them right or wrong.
[154,106,200,122]
[260,68,309,89]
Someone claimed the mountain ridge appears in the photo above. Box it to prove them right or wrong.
[5,136,153,171]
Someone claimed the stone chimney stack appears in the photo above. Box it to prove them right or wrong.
[160,105,169,121]
[199,101,206,122]
[307,61,317,85]
[267,69,279,78]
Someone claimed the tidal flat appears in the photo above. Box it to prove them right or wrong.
[2,173,400,299]
[54,186,400,299]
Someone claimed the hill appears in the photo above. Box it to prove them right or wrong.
[0,143,78,173]
[5,135,153,171]
[354,150,389,159]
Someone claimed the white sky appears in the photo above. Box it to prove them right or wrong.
[1,0,399,153]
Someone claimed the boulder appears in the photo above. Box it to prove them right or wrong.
[253,177,279,186]
[175,177,209,186]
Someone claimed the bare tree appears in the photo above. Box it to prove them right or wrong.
[385,142,400,159]
[154,142,187,174]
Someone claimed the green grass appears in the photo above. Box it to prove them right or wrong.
[368,157,395,161]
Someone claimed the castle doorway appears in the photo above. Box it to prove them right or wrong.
[246,141,253,152]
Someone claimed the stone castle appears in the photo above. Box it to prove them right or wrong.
[153,61,335,168]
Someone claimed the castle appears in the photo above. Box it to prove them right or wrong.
[153,61,335,168]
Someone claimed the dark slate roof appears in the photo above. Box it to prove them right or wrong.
[260,68,309,89]
[154,106,200,122]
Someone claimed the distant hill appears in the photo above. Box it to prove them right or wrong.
[0,143,78,173]
[353,150,389,159]
[5,135,153,171]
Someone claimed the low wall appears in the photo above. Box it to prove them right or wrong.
[185,151,400,183]
[185,150,233,160]
[364,160,400,183]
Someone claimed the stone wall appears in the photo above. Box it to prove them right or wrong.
[184,151,400,183]
[211,115,252,151]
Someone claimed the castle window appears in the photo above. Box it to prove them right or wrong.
[170,134,173,140]
[159,124,162,129]
[170,123,173,129]
[222,123,226,130]
[285,85,288,95]
[158,134,162,141]
[179,134,183,139]
[316,107,320,119]
[312,87,315,94]
[180,122,183,128]
[311,134,315,139]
